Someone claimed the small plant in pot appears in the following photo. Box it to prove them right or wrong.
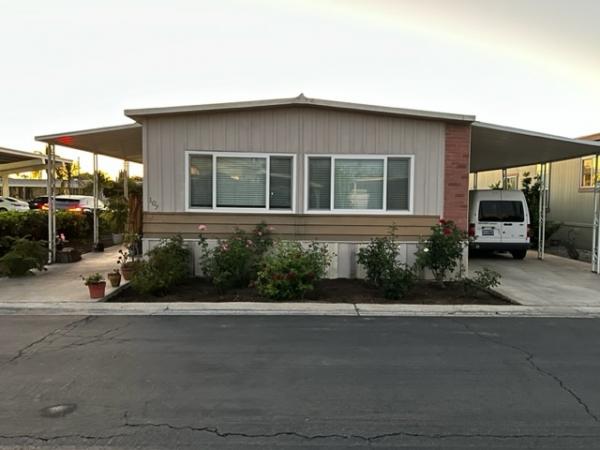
[107,268,121,288]
[81,273,106,299]
[117,249,139,281]
[106,196,128,245]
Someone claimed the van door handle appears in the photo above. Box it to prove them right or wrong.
[503,223,512,226]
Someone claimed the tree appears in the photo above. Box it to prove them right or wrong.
[521,172,560,246]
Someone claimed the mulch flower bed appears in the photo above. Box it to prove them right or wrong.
[108,278,515,305]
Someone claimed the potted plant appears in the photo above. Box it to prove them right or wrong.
[107,268,121,287]
[106,197,128,245]
[81,273,106,299]
[117,249,139,281]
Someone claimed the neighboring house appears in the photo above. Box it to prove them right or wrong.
[469,133,600,250]
[0,178,85,200]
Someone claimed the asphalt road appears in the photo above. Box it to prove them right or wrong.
[1,316,600,449]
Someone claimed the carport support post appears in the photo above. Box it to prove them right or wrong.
[1,173,9,197]
[46,144,56,264]
[537,163,548,260]
[93,153,99,248]
[592,154,600,274]
[501,168,508,189]
[123,160,129,200]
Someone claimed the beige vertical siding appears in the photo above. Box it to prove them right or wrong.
[143,106,445,216]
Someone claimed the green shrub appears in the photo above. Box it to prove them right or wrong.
[131,235,191,296]
[104,196,128,233]
[381,265,416,300]
[198,223,273,291]
[0,210,92,242]
[357,232,399,288]
[56,211,92,240]
[0,237,47,277]
[357,230,415,299]
[256,241,332,300]
[464,267,501,296]
[415,219,468,286]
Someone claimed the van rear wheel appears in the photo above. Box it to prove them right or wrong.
[511,249,527,260]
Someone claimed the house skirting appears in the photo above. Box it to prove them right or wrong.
[142,238,425,279]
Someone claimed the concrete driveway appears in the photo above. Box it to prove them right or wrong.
[0,246,124,302]
[470,250,600,307]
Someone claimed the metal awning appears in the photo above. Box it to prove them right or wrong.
[35,123,142,163]
[0,146,70,173]
[471,122,600,172]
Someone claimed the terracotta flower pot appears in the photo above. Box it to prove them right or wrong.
[107,272,121,288]
[121,266,135,281]
[87,281,106,299]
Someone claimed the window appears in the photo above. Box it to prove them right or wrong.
[580,157,598,189]
[478,201,525,222]
[187,152,294,211]
[306,155,413,213]
[504,175,518,190]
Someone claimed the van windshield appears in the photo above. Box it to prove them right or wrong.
[478,201,525,222]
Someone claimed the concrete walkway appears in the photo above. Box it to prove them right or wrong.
[470,250,600,307]
[0,246,125,302]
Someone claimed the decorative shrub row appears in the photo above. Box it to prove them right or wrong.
[0,210,108,242]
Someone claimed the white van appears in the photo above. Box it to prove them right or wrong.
[468,190,531,259]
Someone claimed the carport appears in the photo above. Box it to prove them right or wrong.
[470,122,600,273]
[0,146,70,198]
[34,109,600,274]
[35,124,142,263]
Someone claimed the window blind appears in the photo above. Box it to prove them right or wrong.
[308,157,331,210]
[386,158,410,211]
[216,157,266,208]
[269,156,293,209]
[189,155,212,207]
[334,159,383,210]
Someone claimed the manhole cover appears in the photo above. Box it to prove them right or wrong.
[40,403,77,418]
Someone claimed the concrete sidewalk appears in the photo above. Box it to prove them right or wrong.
[0,246,124,302]
[470,250,600,307]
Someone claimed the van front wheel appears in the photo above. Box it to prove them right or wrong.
[511,249,527,260]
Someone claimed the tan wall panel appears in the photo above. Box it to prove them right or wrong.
[144,106,445,216]
[143,212,438,241]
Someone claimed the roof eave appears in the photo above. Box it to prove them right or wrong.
[124,95,476,123]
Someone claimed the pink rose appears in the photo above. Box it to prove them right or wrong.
[197,224,207,231]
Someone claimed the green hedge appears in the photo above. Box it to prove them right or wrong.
[0,210,101,241]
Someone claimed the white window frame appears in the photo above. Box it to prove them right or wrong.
[185,151,296,213]
[303,154,415,215]
[580,156,597,189]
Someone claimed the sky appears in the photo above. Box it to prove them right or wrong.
[0,0,598,178]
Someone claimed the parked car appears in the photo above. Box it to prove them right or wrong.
[468,189,531,259]
[0,196,30,212]
[28,195,106,213]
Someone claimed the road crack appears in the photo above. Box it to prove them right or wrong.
[3,316,95,366]
[123,421,600,442]
[454,319,599,423]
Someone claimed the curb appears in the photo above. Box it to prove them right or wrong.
[0,302,599,318]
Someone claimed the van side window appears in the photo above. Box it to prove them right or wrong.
[478,201,524,222]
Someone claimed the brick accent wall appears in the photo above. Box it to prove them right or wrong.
[443,124,471,230]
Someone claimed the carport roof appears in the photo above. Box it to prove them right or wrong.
[35,123,143,164]
[0,146,70,173]
[470,122,600,172]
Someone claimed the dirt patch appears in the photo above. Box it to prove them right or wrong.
[108,278,515,305]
